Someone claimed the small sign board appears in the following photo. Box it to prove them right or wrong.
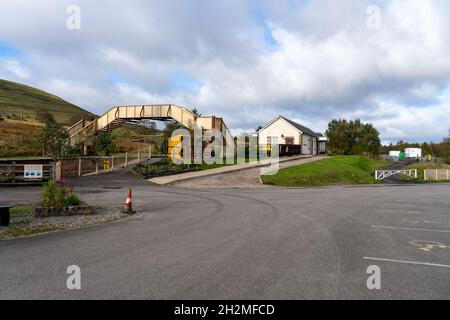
[24,165,43,180]
[103,160,110,171]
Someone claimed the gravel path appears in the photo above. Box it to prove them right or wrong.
[173,155,327,188]
[0,207,130,240]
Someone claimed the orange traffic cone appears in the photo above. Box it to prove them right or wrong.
[123,189,135,214]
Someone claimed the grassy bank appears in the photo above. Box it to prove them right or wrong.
[261,155,389,187]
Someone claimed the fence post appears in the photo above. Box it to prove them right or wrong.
[436,170,438,181]
[149,146,152,159]
[424,170,427,181]
[125,152,128,167]
[78,158,82,177]
[96,160,99,175]
[111,156,115,171]
[55,161,61,181]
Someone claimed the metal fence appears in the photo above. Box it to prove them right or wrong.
[424,169,450,181]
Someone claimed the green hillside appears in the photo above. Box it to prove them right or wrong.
[0,79,96,125]
[0,79,161,158]
[0,79,97,157]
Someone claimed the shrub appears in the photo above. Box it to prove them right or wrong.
[41,179,81,207]
[64,193,81,206]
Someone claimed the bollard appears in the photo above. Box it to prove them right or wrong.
[0,204,13,227]
[122,189,135,214]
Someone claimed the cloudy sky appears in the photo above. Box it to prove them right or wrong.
[1,0,450,143]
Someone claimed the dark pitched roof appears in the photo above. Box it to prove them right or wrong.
[279,116,320,137]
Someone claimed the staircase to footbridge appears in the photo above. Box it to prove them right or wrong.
[67,104,234,155]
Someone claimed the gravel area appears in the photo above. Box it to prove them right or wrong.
[0,206,131,240]
[173,155,327,188]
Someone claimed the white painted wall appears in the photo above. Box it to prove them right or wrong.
[302,135,313,155]
[258,117,318,155]
[258,118,301,145]
[405,148,422,158]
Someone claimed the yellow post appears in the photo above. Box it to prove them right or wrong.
[125,152,128,167]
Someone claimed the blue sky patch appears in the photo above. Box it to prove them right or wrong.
[0,42,20,57]
[171,73,203,93]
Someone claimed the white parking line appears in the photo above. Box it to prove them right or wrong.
[364,257,450,269]
[371,225,450,233]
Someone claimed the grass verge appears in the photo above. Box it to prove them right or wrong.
[261,155,390,187]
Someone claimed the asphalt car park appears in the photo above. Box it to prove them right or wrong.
[0,172,449,299]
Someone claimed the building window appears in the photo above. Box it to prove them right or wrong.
[267,137,278,145]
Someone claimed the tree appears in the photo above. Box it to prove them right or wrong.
[191,108,202,117]
[92,131,116,156]
[38,118,70,161]
[160,120,184,155]
[326,119,381,155]
[37,111,56,123]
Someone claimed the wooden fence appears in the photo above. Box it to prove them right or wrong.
[60,147,152,178]
[0,159,55,185]
[424,169,450,181]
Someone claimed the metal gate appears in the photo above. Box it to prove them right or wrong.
[375,169,418,181]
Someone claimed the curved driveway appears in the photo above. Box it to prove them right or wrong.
[1,172,450,299]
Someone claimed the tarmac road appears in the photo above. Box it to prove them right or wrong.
[1,170,450,300]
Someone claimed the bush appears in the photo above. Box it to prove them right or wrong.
[64,193,81,206]
[41,179,81,207]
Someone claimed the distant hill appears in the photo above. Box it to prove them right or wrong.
[0,79,162,157]
[0,79,96,125]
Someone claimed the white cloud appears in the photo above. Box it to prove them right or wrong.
[0,58,30,79]
[0,0,450,143]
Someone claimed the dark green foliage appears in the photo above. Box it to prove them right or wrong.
[38,117,70,161]
[326,119,381,155]
[92,131,116,156]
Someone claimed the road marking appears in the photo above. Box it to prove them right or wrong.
[364,257,450,269]
[409,240,449,252]
[403,218,432,225]
[371,225,450,233]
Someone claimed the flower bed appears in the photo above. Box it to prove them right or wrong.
[34,179,92,218]
[34,205,93,218]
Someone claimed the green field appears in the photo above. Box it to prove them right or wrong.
[261,155,390,187]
